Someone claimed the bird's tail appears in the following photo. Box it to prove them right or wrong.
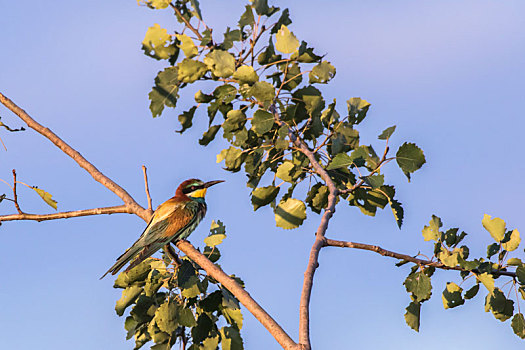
[100,245,143,280]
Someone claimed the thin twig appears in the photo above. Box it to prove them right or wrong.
[324,238,517,278]
[142,165,153,213]
[0,205,133,222]
[169,3,203,40]
[12,169,23,214]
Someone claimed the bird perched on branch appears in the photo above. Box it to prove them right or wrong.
[101,179,223,279]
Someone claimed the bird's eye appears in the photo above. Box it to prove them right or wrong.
[190,186,196,191]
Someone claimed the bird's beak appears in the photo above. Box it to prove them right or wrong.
[204,180,225,188]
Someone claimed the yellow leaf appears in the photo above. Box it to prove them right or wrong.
[32,187,57,210]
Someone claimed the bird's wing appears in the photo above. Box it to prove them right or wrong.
[139,198,197,246]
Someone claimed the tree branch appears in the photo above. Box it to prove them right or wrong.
[169,3,203,40]
[270,105,337,350]
[142,165,154,214]
[324,238,517,278]
[0,92,150,222]
[12,169,23,214]
[176,240,298,350]
[0,205,133,222]
[1,93,297,349]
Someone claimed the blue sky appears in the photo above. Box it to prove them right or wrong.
[1,0,524,349]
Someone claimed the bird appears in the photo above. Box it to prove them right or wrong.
[100,178,224,279]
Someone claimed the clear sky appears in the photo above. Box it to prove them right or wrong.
[1,0,525,349]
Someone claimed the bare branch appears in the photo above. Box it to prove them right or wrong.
[176,240,298,350]
[0,92,150,222]
[324,238,517,278]
[142,165,154,214]
[12,169,23,214]
[0,205,133,222]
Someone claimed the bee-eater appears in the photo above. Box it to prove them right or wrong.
[100,179,223,279]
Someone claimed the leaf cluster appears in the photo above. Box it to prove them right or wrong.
[141,0,425,231]
[401,214,525,339]
[114,220,245,350]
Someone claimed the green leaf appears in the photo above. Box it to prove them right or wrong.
[204,220,227,247]
[195,90,213,103]
[178,307,197,327]
[220,326,244,350]
[396,142,426,181]
[233,65,259,85]
[502,229,521,252]
[275,198,306,229]
[176,33,198,58]
[276,161,297,182]
[404,301,421,332]
[439,249,459,267]
[422,215,442,241]
[252,0,279,16]
[477,272,495,292]
[199,125,221,146]
[482,214,506,242]
[176,106,197,134]
[149,67,179,118]
[251,109,274,135]
[204,50,235,78]
[378,125,396,140]
[292,41,322,63]
[512,313,525,339]
[238,5,255,28]
[217,146,244,172]
[249,81,275,104]
[189,0,202,20]
[293,86,325,117]
[176,58,208,83]
[390,199,404,229]
[202,334,220,350]
[113,259,153,288]
[442,282,464,309]
[181,275,201,298]
[404,271,432,302]
[516,266,525,285]
[154,301,179,334]
[115,284,142,316]
[486,243,500,258]
[147,321,170,346]
[305,183,329,214]
[251,186,280,210]
[142,24,176,60]
[223,110,247,133]
[363,174,384,189]
[32,187,57,210]
[144,269,164,297]
[271,8,291,34]
[507,258,523,266]
[326,153,352,170]
[464,284,480,299]
[275,25,299,54]
[309,61,336,84]
[347,97,370,125]
[192,314,213,343]
[486,288,514,322]
[145,0,171,9]
[221,305,243,330]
